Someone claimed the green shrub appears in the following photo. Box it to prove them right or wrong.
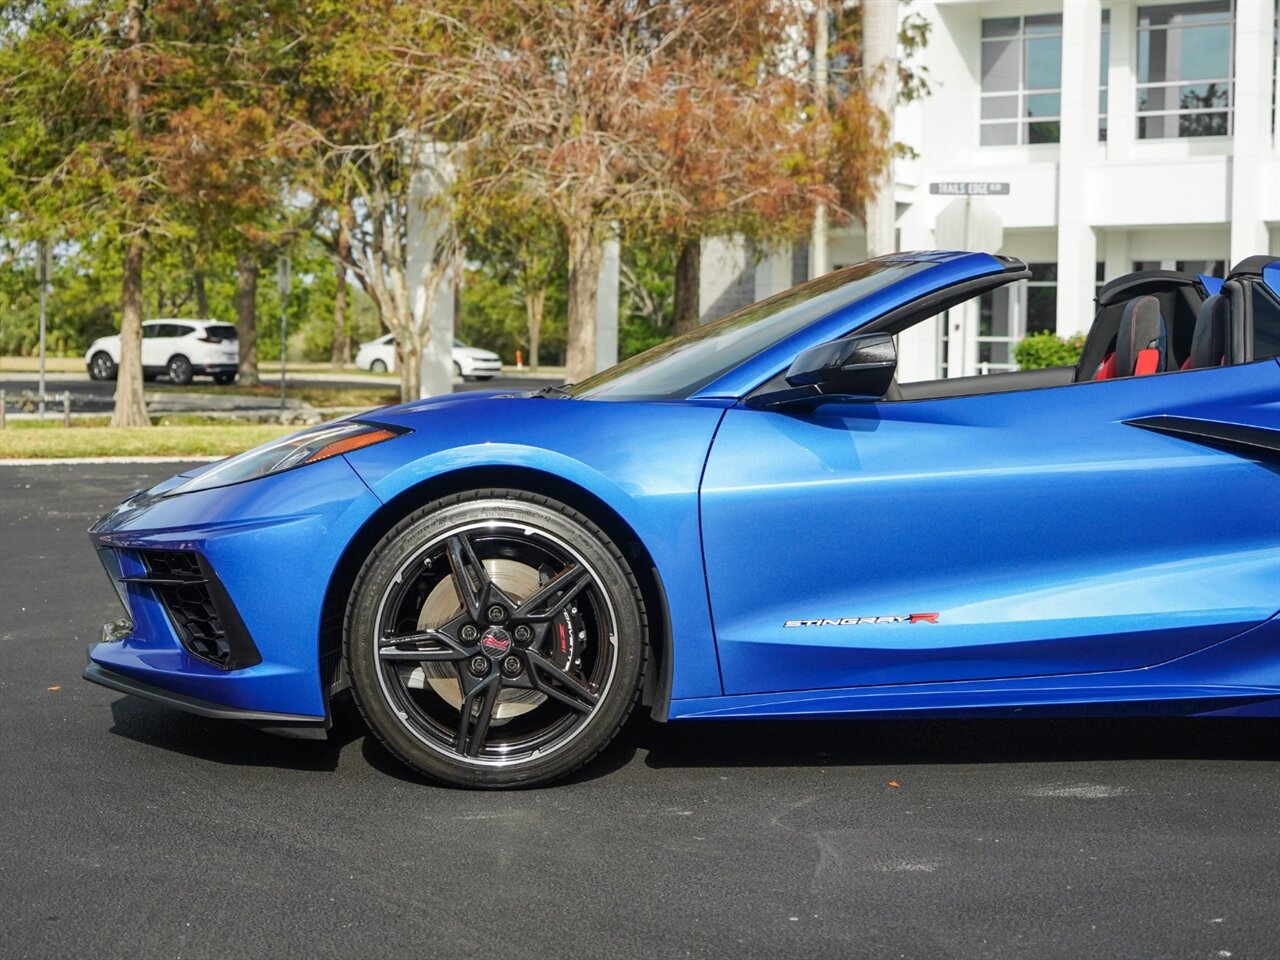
[1015,331,1086,370]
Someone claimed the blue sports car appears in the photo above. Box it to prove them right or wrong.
[85,250,1280,787]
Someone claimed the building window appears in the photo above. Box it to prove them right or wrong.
[974,264,1058,374]
[1136,1,1234,139]
[980,14,1063,145]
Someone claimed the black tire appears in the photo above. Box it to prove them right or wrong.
[167,354,193,385]
[89,352,117,381]
[453,361,465,380]
[345,489,647,788]
[370,359,388,374]
[213,372,236,385]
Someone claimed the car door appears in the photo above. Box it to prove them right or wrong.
[140,324,166,368]
[700,360,1280,695]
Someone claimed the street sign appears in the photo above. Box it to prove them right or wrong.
[929,181,1010,196]
[277,256,292,298]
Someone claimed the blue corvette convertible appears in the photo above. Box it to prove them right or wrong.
[85,250,1280,787]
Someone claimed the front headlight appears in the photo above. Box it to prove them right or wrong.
[170,420,408,495]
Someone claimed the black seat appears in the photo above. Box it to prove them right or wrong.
[1182,294,1228,369]
[1093,295,1168,379]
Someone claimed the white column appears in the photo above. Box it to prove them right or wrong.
[699,235,750,323]
[1055,0,1101,338]
[1104,1,1136,161]
[754,244,793,302]
[421,268,456,395]
[408,141,457,398]
[1102,228,1131,286]
[1229,0,1275,267]
[595,232,620,372]
[896,217,939,382]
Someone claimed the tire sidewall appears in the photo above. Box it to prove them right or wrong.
[345,492,645,788]
[168,355,193,385]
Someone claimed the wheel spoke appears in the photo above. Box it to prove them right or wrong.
[457,672,501,757]
[445,534,488,620]
[378,629,471,661]
[513,565,589,622]
[528,651,599,714]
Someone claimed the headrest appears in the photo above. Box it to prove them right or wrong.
[1116,295,1167,377]
[1186,294,1228,369]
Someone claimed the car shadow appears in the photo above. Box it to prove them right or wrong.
[107,695,367,772]
[105,695,1278,781]
[635,715,1280,770]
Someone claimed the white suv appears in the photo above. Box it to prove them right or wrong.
[354,333,503,380]
[86,319,240,385]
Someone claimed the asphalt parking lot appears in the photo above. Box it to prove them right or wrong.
[2,462,1278,960]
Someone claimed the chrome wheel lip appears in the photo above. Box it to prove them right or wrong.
[370,518,620,769]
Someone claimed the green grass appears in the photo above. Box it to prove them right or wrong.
[149,383,400,409]
[0,422,295,459]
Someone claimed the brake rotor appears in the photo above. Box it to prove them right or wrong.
[400,558,579,724]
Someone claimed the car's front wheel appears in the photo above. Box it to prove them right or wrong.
[167,355,193,385]
[370,359,388,374]
[345,490,647,788]
[89,352,117,381]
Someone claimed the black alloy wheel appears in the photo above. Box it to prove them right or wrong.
[89,352,117,381]
[167,354,194,385]
[345,490,647,788]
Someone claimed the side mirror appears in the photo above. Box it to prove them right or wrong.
[748,333,897,409]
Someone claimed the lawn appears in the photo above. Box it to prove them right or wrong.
[0,421,295,459]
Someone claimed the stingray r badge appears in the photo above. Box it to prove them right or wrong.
[783,613,939,627]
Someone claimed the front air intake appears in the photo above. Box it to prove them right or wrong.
[135,550,262,670]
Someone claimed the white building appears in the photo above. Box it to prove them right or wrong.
[700,0,1280,383]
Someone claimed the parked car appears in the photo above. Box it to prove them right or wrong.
[84,251,1280,789]
[85,319,239,385]
[354,332,502,380]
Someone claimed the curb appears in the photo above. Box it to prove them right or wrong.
[0,456,222,466]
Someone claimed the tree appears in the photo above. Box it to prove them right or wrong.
[461,189,564,370]
[300,2,463,401]
[419,2,826,382]
[0,1,306,418]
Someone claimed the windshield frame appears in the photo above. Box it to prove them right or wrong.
[569,252,1005,402]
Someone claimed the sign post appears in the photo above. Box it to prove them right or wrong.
[37,240,50,421]
[277,256,291,417]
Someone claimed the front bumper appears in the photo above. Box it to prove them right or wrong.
[85,455,383,722]
[84,660,328,738]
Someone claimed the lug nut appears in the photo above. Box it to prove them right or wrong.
[514,624,533,643]
[486,604,507,623]
[469,656,489,677]
[501,656,522,677]
[460,624,478,641]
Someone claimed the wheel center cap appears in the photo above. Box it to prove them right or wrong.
[479,627,513,660]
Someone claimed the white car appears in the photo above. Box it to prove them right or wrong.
[85,319,239,386]
[354,333,503,380]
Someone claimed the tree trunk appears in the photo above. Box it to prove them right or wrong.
[398,323,422,400]
[112,0,148,428]
[331,208,351,368]
[672,237,701,335]
[524,287,545,371]
[193,269,209,318]
[235,251,261,386]
[862,0,899,257]
[111,236,150,427]
[565,223,602,384]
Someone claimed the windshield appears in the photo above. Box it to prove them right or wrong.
[570,258,933,401]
